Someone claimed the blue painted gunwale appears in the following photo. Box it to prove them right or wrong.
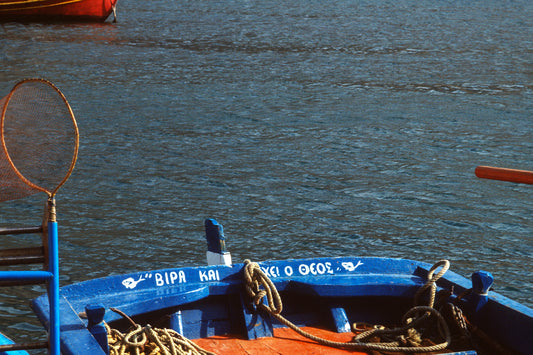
[31,256,533,355]
[0,333,29,355]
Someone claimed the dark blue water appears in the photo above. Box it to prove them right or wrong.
[1,0,532,348]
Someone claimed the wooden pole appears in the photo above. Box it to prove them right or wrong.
[475,166,533,185]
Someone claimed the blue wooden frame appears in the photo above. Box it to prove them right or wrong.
[0,207,60,355]
[47,220,60,355]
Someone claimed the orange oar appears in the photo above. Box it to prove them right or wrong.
[475,166,533,185]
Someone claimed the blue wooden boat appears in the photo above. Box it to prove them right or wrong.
[26,218,532,355]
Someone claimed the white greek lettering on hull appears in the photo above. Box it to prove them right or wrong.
[199,269,220,282]
[154,271,187,286]
[122,271,187,289]
[297,262,334,276]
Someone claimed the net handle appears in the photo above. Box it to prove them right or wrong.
[0,78,79,197]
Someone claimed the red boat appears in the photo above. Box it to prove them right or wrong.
[0,0,118,22]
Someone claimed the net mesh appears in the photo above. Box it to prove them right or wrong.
[0,79,78,202]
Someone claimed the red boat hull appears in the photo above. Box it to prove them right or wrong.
[0,0,117,22]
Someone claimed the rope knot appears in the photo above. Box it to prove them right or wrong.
[243,259,283,315]
[414,260,450,308]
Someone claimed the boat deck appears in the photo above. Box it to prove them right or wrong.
[193,326,477,355]
[194,327,366,355]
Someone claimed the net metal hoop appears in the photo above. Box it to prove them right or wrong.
[0,78,79,198]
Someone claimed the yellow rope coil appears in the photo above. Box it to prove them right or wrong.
[105,323,216,355]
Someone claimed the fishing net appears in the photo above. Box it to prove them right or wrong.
[0,78,79,202]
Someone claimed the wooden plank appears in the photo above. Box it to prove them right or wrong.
[0,226,42,235]
[0,247,44,265]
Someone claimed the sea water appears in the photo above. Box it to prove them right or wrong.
[0,0,531,348]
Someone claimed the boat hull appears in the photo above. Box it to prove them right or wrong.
[31,256,533,355]
[0,0,117,22]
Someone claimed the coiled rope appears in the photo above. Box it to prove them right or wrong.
[106,308,216,355]
[243,259,452,353]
